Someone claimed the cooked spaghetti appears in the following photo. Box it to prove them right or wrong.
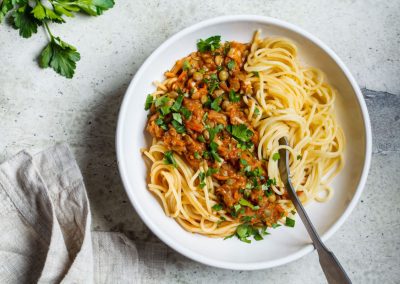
[142,31,344,242]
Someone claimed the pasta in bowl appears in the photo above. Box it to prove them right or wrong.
[117,16,371,269]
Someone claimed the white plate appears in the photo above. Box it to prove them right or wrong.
[116,15,372,270]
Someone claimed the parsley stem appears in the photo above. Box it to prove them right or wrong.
[43,22,54,40]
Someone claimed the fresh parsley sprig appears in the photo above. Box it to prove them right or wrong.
[0,0,114,78]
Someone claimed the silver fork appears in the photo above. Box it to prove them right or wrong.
[278,137,352,284]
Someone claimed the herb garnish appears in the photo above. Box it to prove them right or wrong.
[229,90,240,102]
[227,124,253,143]
[197,35,221,52]
[164,151,177,167]
[285,217,295,227]
[0,0,114,78]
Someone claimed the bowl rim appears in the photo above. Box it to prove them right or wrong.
[116,15,372,270]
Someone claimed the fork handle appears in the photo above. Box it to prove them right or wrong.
[284,178,352,284]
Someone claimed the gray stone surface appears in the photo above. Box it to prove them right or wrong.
[1,0,399,283]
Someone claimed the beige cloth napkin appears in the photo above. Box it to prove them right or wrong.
[0,143,166,283]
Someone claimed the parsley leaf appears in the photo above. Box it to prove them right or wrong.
[144,95,153,110]
[210,96,223,112]
[297,154,302,160]
[172,113,182,124]
[182,60,191,71]
[155,117,168,130]
[171,120,185,133]
[272,153,280,161]
[226,124,253,143]
[203,74,219,95]
[212,204,223,211]
[12,5,41,38]
[285,217,295,227]
[0,0,15,23]
[198,171,206,188]
[180,107,192,119]
[197,135,206,143]
[164,151,177,167]
[271,223,281,229]
[197,35,221,52]
[229,90,240,102]
[206,167,218,176]
[227,60,236,70]
[239,198,259,211]
[171,95,184,112]
[39,36,81,78]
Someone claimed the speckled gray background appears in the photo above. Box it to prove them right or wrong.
[1,0,399,283]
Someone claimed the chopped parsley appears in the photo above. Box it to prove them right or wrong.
[194,152,201,159]
[206,167,218,176]
[297,154,302,160]
[155,117,168,131]
[172,113,182,124]
[228,90,240,102]
[144,94,153,110]
[272,153,280,161]
[271,223,281,229]
[171,120,185,133]
[253,108,260,117]
[180,107,192,119]
[171,95,183,112]
[207,124,224,141]
[240,158,248,166]
[227,60,236,70]
[197,135,206,143]
[252,71,259,77]
[227,124,253,143]
[210,96,223,111]
[234,224,265,243]
[212,204,223,211]
[164,151,177,167]
[203,73,219,95]
[182,60,191,71]
[209,141,222,162]
[155,95,169,107]
[238,198,260,211]
[285,217,295,227]
[197,35,221,52]
[198,171,206,188]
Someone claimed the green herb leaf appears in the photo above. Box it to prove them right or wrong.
[207,124,224,141]
[12,5,40,38]
[180,107,192,119]
[194,152,201,159]
[197,35,221,52]
[0,0,15,23]
[272,153,280,161]
[252,71,259,77]
[197,135,206,143]
[155,117,168,131]
[206,167,218,176]
[227,60,236,70]
[285,217,295,227]
[145,95,153,110]
[171,120,185,133]
[155,96,169,107]
[203,73,220,95]
[198,171,206,188]
[229,90,240,102]
[254,108,260,117]
[212,204,223,211]
[226,124,253,143]
[239,198,259,211]
[172,113,182,124]
[39,37,81,78]
[202,112,208,122]
[297,154,302,160]
[271,223,281,229]
[164,151,177,167]
[171,95,184,112]
[182,60,191,71]
[211,96,223,112]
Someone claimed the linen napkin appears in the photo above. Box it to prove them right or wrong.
[0,143,166,283]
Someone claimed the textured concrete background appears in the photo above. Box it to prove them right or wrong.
[1,0,399,283]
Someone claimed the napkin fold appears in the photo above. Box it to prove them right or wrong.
[0,143,166,283]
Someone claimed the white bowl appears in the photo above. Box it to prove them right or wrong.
[116,15,372,270]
